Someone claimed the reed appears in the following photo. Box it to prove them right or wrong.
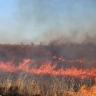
[0,74,95,96]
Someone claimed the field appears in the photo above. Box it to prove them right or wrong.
[0,73,95,96]
[0,43,95,96]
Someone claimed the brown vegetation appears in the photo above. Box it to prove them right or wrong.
[0,74,95,96]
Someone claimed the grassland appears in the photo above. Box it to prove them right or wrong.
[0,73,95,96]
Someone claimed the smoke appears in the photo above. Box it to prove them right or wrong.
[13,0,96,44]
[0,43,96,69]
[0,0,96,44]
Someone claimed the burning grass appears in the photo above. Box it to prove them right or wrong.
[0,43,95,96]
[0,74,95,96]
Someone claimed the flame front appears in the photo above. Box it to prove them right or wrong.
[0,59,96,79]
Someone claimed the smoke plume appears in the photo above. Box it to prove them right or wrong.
[0,0,96,44]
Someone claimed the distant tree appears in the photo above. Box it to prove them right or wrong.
[20,42,24,45]
[30,42,34,46]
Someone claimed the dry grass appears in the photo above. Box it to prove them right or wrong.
[0,73,95,96]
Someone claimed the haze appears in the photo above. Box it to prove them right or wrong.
[0,0,96,44]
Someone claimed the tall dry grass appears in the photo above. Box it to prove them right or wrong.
[0,73,95,96]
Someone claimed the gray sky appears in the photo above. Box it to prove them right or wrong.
[0,0,96,44]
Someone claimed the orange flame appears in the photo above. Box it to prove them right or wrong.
[0,59,96,79]
[69,83,96,96]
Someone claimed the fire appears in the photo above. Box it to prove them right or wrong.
[67,83,96,96]
[79,84,96,96]
[0,59,96,79]
[0,44,96,95]
[53,55,85,62]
